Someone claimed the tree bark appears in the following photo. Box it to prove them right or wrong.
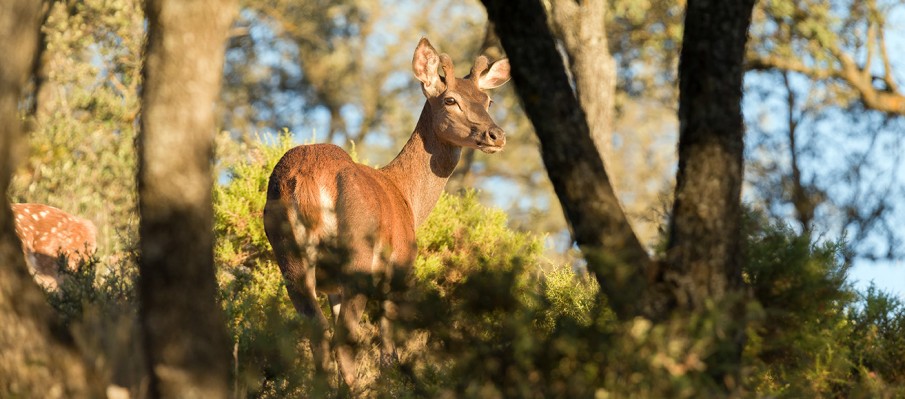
[481,0,654,319]
[0,1,101,397]
[549,0,617,164]
[28,0,56,124]
[665,0,755,390]
[138,1,236,398]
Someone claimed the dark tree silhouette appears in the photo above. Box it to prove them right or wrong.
[481,0,654,319]
[664,0,756,389]
[484,0,756,391]
[0,1,101,397]
[137,1,236,397]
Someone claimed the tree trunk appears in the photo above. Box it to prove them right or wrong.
[29,1,56,123]
[481,0,655,319]
[138,1,236,398]
[0,1,101,397]
[665,0,755,390]
[549,0,617,166]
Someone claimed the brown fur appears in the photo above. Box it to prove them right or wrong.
[263,37,511,391]
[11,203,97,290]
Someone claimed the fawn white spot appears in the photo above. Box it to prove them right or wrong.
[31,214,39,220]
[38,211,48,217]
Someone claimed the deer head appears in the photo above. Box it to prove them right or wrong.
[412,38,510,154]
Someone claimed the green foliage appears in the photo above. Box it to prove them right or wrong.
[214,131,319,397]
[742,211,856,396]
[848,285,905,392]
[219,261,313,398]
[47,256,134,326]
[396,191,614,398]
[741,211,905,397]
[10,0,143,259]
[414,190,542,296]
[34,129,905,398]
[214,132,295,270]
[539,266,600,331]
[43,255,144,392]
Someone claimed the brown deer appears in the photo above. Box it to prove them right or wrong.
[12,203,97,290]
[263,37,510,389]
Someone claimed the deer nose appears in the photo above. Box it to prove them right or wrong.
[485,127,506,147]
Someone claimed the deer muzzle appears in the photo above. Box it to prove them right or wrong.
[477,126,506,153]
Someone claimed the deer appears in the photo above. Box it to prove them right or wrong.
[263,37,511,390]
[11,203,98,291]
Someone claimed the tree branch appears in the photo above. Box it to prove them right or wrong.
[748,3,905,116]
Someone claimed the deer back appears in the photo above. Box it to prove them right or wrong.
[12,203,97,287]
[264,144,417,286]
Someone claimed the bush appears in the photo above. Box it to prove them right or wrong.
[44,254,144,394]
[848,285,905,394]
[39,133,895,399]
[742,211,855,396]
[209,134,905,398]
[211,134,605,397]
[742,210,905,397]
[214,132,316,397]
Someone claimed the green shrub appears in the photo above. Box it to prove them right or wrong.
[741,211,905,397]
[44,254,144,394]
[214,132,317,397]
[209,136,905,398]
[742,212,856,397]
[211,134,605,397]
[848,285,905,394]
[214,132,295,270]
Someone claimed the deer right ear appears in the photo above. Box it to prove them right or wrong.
[413,38,443,97]
[477,58,510,90]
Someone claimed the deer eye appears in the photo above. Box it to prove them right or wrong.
[443,97,457,106]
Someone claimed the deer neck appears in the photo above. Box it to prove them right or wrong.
[381,102,461,227]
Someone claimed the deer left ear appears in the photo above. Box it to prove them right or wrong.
[413,37,444,97]
[477,58,510,90]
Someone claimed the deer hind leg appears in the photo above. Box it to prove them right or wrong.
[379,299,399,366]
[282,268,331,377]
[331,289,367,390]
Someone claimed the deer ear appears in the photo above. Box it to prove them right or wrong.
[477,58,510,90]
[412,38,443,97]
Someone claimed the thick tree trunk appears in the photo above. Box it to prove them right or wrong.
[0,1,101,397]
[667,0,754,314]
[138,1,236,398]
[549,0,617,164]
[482,0,655,319]
[665,0,755,390]
[29,1,56,123]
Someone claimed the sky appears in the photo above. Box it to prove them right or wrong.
[743,7,905,300]
[844,7,905,300]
